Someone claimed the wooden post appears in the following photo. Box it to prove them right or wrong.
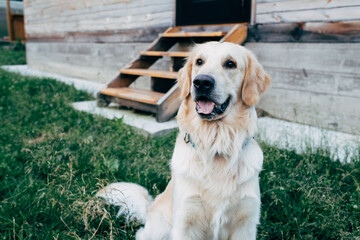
[6,0,13,41]
[251,0,256,25]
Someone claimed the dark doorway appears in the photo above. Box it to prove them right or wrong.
[175,0,252,26]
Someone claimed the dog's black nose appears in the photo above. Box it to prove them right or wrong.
[193,74,215,91]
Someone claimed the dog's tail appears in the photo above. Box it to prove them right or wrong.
[96,182,153,224]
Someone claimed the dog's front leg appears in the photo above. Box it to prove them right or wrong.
[229,196,261,240]
[171,177,212,240]
[229,220,257,240]
[172,195,212,240]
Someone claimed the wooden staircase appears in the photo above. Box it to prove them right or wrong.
[97,24,248,122]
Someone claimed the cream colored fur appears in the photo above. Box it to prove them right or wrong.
[97,42,271,240]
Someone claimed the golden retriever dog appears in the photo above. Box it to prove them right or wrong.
[97,41,271,240]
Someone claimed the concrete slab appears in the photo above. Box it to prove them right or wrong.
[1,65,104,97]
[72,101,178,137]
[257,117,360,163]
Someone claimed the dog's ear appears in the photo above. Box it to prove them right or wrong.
[241,52,271,106]
[178,54,194,99]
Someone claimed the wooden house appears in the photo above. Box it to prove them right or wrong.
[23,0,360,134]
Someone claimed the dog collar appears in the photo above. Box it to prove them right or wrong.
[184,133,252,150]
[184,133,195,148]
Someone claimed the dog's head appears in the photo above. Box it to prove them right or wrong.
[178,42,271,120]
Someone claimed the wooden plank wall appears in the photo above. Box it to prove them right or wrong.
[247,21,360,43]
[24,0,173,40]
[24,0,360,41]
[26,41,170,89]
[257,0,360,24]
[27,41,147,82]
[247,43,360,134]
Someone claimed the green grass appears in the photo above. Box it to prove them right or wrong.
[0,49,359,239]
[0,69,174,239]
[259,147,360,239]
[0,44,26,65]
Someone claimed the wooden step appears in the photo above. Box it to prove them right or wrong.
[162,31,226,38]
[100,87,164,105]
[120,69,178,79]
[140,51,189,58]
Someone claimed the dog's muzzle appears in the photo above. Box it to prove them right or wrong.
[193,74,230,119]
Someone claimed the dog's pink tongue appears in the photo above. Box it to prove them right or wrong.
[196,100,215,114]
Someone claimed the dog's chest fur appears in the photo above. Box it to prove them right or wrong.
[170,102,263,239]
[172,105,261,194]
[172,128,261,196]
[171,128,262,239]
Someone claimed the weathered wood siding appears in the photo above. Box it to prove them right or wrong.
[247,43,360,134]
[24,0,173,39]
[26,41,147,82]
[24,0,360,41]
[26,41,170,89]
[247,21,360,43]
[257,0,360,24]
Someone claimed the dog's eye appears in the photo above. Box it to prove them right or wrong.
[196,58,203,66]
[224,60,236,69]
